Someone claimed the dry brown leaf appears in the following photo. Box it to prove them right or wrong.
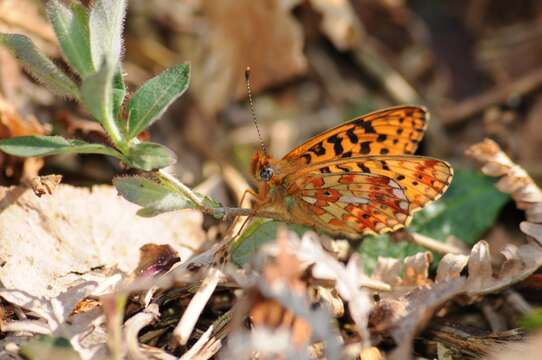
[0,185,206,298]
[28,174,62,197]
[402,252,432,287]
[0,95,48,181]
[370,252,432,293]
[186,0,307,115]
[463,138,542,295]
[308,0,363,50]
[436,253,469,283]
[248,231,312,348]
[133,244,181,279]
[465,138,542,222]
[372,257,402,288]
[371,278,466,360]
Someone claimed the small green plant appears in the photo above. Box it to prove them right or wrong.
[0,0,245,219]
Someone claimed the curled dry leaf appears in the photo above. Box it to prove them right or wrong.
[28,174,62,197]
[0,185,206,298]
[185,0,307,115]
[465,138,542,223]
[371,278,466,360]
[370,252,432,295]
[464,138,542,295]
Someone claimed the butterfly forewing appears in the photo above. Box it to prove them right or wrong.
[283,106,427,165]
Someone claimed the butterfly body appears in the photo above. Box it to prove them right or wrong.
[249,106,453,238]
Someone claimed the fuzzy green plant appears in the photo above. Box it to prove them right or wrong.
[0,0,247,220]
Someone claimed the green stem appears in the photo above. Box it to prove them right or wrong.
[102,112,128,153]
[157,169,278,220]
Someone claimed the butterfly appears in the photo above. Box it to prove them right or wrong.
[247,106,453,238]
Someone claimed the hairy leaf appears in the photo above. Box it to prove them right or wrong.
[0,34,79,98]
[125,142,177,171]
[126,64,190,139]
[47,0,94,77]
[89,0,126,68]
[0,135,124,159]
[113,175,195,216]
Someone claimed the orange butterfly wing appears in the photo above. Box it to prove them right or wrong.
[282,156,452,237]
[283,106,427,165]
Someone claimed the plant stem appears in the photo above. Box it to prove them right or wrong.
[157,169,278,220]
[102,112,128,153]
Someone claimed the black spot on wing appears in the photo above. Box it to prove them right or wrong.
[301,153,312,164]
[357,162,371,173]
[380,160,390,171]
[377,134,387,142]
[308,141,326,156]
[341,151,353,158]
[360,141,371,154]
[327,134,344,156]
[320,166,331,173]
[346,127,359,143]
[353,119,377,134]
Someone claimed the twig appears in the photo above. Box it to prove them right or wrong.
[440,68,542,126]
[173,267,222,345]
[124,303,160,360]
[423,321,525,358]
[504,289,533,316]
[396,231,467,255]
[352,39,421,104]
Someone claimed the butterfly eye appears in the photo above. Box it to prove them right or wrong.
[260,166,274,182]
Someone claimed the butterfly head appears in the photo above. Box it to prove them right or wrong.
[251,150,275,183]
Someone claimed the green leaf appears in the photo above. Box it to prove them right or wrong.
[81,59,114,125]
[125,142,177,171]
[89,0,126,68]
[0,33,79,98]
[231,220,310,266]
[358,169,510,273]
[113,175,195,216]
[126,64,190,139]
[19,335,80,360]
[46,0,94,77]
[358,235,426,274]
[112,66,126,118]
[410,169,510,245]
[519,309,542,331]
[0,135,125,159]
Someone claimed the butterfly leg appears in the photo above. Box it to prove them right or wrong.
[238,188,259,208]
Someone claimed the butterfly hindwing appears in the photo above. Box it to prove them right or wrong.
[286,172,413,237]
[283,106,427,165]
[288,156,453,213]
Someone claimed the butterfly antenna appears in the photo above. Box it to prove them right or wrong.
[245,67,267,155]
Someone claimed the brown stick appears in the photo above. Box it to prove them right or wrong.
[440,68,542,126]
